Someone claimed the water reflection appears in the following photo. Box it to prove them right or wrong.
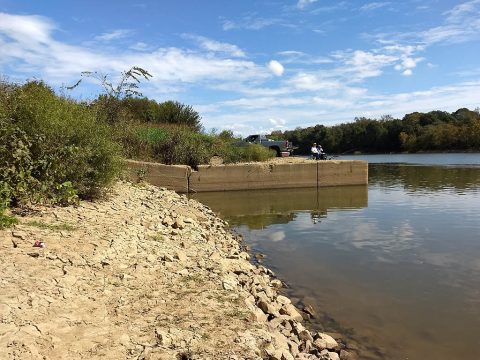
[369,164,480,193]
[193,185,368,229]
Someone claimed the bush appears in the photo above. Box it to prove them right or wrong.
[239,144,276,162]
[0,80,122,207]
[117,124,275,167]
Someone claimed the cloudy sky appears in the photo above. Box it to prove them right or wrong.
[1,0,479,134]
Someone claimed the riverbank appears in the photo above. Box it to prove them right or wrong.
[0,181,355,360]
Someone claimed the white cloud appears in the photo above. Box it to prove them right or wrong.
[94,29,132,42]
[444,0,480,23]
[360,2,390,11]
[0,13,55,44]
[393,56,423,75]
[183,34,246,57]
[288,72,341,91]
[129,41,150,51]
[268,231,286,242]
[269,117,287,129]
[277,50,332,64]
[268,60,284,76]
[221,16,281,31]
[0,13,267,90]
[297,0,318,9]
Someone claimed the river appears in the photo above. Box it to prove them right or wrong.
[192,154,480,360]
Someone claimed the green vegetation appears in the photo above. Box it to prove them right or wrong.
[0,212,18,229]
[0,73,273,219]
[0,79,122,217]
[275,108,480,154]
[117,124,274,168]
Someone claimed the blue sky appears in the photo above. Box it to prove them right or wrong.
[0,0,479,135]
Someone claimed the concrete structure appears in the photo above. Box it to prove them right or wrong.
[126,159,368,193]
[126,159,190,193]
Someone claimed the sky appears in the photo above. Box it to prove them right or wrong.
[0,0,479,135]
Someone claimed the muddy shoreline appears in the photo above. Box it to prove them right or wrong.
[0,181,356,359]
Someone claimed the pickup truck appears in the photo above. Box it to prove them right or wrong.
[242,134,295,157]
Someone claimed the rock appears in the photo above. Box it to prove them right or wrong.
[174,250,187,262]
[162,216,174,227]
[155,328,172,346]
[12,231,27,240]
[172,217,185,230]
[222,275,238,290]
[271,279,283,288]
[303,304,317,318]
[279,304,303,322]
[298,329,314,343]
[162,254,174,262]
[178,269,189,276]
[276,295,291,305]
[314,333,338,351]
[327,352,340,360]
[119,333,130,346]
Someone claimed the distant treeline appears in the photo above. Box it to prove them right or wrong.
[270,108,480,154]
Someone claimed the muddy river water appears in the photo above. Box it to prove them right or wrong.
[193,154,480,360]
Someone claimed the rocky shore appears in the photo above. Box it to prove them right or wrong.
[0,181,355,360]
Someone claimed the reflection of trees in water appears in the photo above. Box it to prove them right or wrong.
[369,164,480,192]
[229,213,297,230]
[194,186,367,229]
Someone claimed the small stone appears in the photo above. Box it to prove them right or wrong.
[303,304,316,318]
[328,352,340,360]
[163,254,174,262]
[162,216,174,227]
[172,218,185,230]
[222,275,238,290]
[276,295,291,305]
[12,231,27,240]
[175,250,187,262]
[271,279,283,288]
[314,333,338,350]
[279,304,303,322]
[178,269,189,276]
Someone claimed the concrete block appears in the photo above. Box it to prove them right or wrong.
[125,160,190,193]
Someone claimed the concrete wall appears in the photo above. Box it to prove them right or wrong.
[189,160,367,192]
[125,160,190,193]
[188,162,320,192]
[125,159,368,193]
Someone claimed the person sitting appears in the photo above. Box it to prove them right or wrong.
[317,145,326,160]
[311,143,320,160]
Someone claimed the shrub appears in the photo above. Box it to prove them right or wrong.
[239,144,276,162]
[0,80,122,207]
[119,124,275,167]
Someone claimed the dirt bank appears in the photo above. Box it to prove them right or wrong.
[0,182,354,360]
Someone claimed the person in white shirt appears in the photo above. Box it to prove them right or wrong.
[311,143,319,160]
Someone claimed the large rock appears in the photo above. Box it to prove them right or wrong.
[313,333,338,350]
[279,303,303,322]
